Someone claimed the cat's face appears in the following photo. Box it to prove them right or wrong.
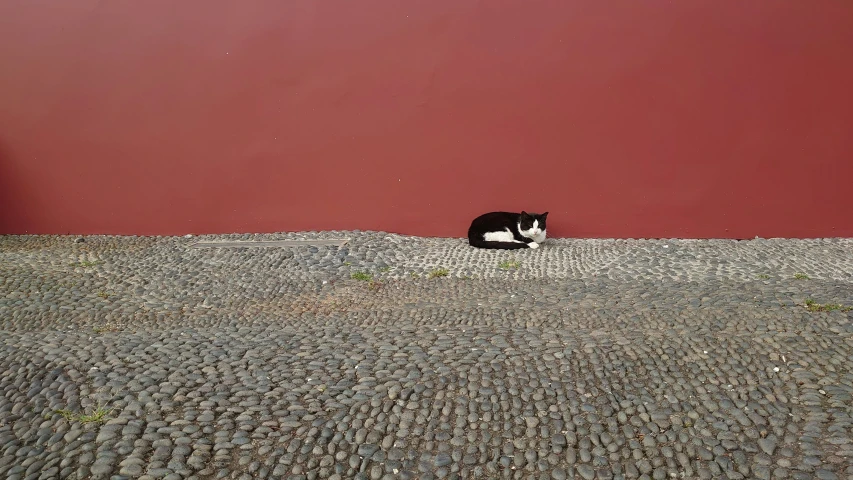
[519,211,548,238]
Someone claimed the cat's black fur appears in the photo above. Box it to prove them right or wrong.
[468,211,548,250]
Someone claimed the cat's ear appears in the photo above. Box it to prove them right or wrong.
[521,211,528,217]
[542,212,549,219]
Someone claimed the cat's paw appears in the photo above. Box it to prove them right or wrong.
[528,242,539,249]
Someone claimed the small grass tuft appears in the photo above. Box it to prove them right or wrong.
[92,324,119,334]
[79,406,112,424]
[367,280,384,291]
[410,272,420,279]
[96,290,112,299]
[69,260,102,268]
[379,266,391,273]
[757,274,770,280]
[428,268,449,279]
[54,404,113,424]
[351,271,373,281]
[804,298,852,313]
[55,409,77,422]
[793,273,809,280]
[499,259,521,270]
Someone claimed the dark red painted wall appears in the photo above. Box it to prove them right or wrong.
[2,1,852,238]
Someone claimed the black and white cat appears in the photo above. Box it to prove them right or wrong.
[468,211,548,250]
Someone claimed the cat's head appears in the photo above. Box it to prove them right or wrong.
[520,211,548,237]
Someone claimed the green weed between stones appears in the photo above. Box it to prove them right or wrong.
[52,404,113,424]
[69,260,102,268]
[499,259,521,270]
[428,268,449,279]
[804,299,852,313]
[351,271,372,281]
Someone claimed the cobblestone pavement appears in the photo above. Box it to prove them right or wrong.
[1,233,852,480]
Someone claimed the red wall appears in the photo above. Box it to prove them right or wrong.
[2,1,852,238]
